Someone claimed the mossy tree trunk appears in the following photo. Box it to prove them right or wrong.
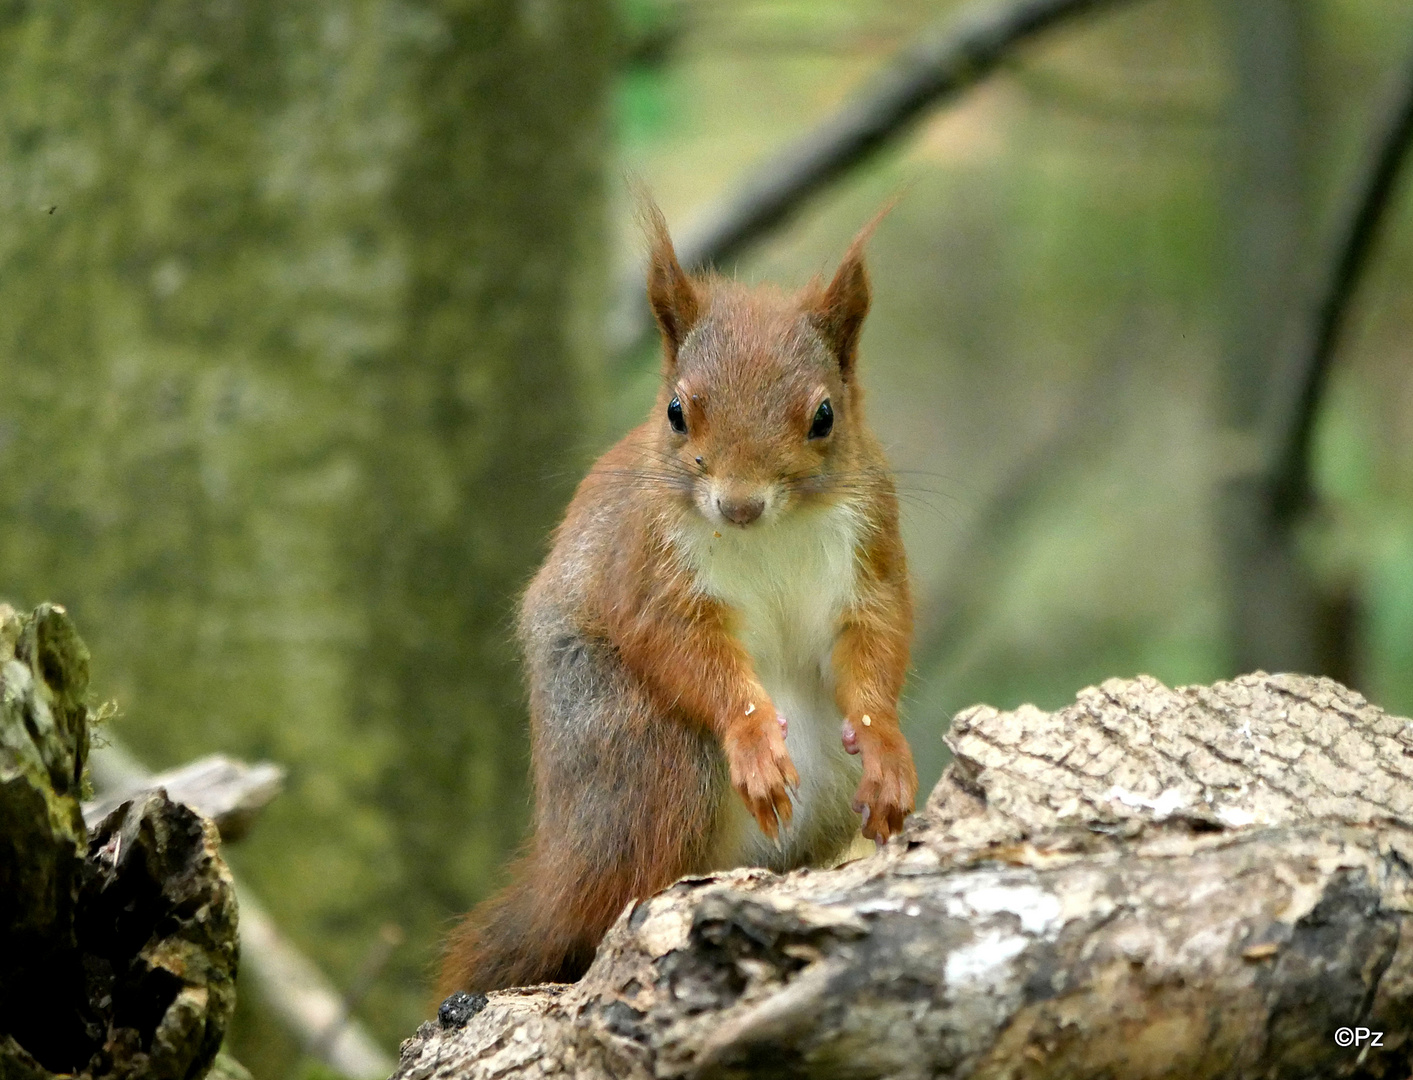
[0,0,612,1061]
[358,0,613,1010]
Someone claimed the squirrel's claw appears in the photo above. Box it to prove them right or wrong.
[853,768,911,843]
[744,774,793,838]
[726,703,798,839]
[847,714,917,844]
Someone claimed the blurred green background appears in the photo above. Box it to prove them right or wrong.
[3,0,1413,1072]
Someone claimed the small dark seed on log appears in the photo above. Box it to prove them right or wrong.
[439,991,489,1029]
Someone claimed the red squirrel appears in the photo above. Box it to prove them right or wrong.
[439,202,917,995]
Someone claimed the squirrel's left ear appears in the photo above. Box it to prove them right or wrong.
[807,199,897,376]
[640,197,701,367]
[809,235,871,378]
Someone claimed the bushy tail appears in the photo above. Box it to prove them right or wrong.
[437,847,621,997]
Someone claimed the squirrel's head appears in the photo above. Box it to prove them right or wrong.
[642,202,881,530]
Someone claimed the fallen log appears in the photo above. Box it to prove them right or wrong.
[0,603,239,1080]
[394,673,1413,1079]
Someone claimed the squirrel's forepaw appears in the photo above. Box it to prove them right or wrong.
[726,714,799,838]
[850,745,916,845]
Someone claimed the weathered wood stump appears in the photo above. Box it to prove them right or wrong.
[395,673,1413,1079]
[0,603,238,1080]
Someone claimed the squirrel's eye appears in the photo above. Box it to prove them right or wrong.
[808,398,833,440]
[667,396,687,435]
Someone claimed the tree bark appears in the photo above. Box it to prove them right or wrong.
[393,673,1413,1079]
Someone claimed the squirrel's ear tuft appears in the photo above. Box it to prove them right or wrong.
[639,197,701,362]
[808,198,897,375]
[808,233,872,377]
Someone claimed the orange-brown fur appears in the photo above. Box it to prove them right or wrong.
[439,202,916,997]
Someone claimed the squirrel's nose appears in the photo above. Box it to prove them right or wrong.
[717,495,765,526]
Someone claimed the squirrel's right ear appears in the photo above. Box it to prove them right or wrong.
[641,199,701,361]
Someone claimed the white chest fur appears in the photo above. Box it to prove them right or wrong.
[674,502,865,870]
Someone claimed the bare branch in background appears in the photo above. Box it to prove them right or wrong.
[1268,45,1413,522]
[609,0,1131,361]
[84,749,285,842]
[238,894,397,1078]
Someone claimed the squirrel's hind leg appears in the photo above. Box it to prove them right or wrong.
[438,628,723,996]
